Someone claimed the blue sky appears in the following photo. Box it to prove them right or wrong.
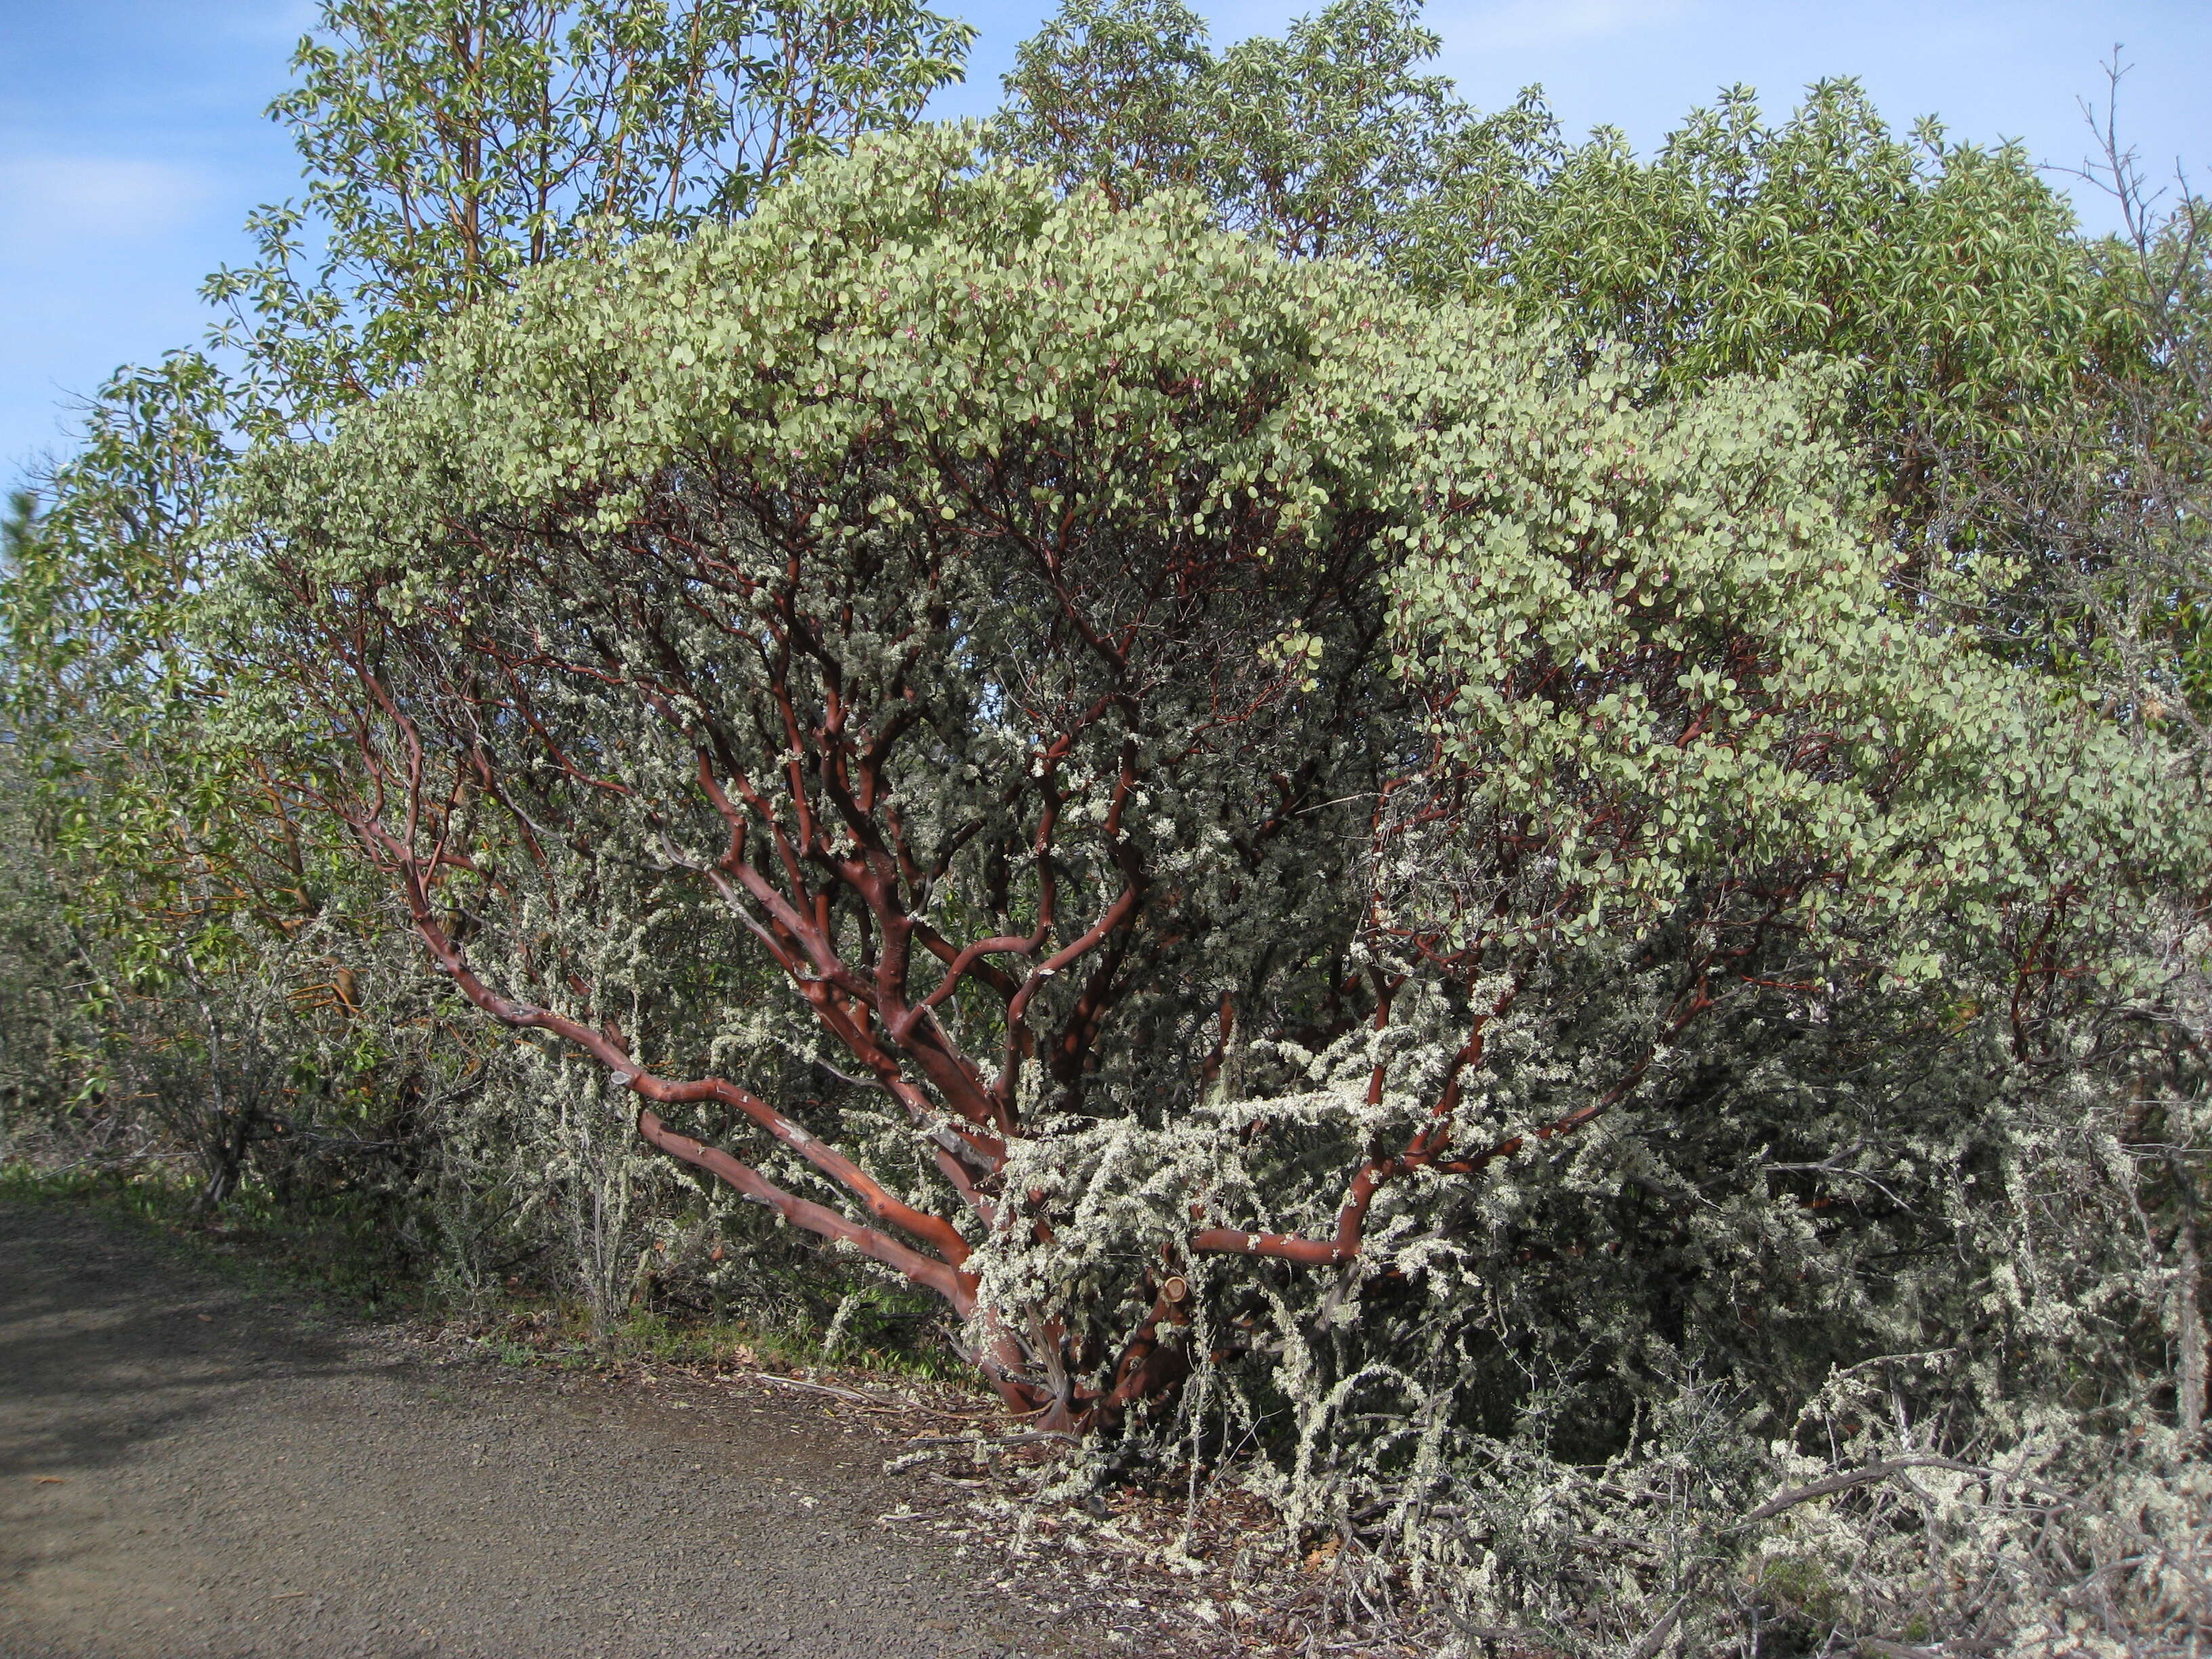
[4,1,2207,489]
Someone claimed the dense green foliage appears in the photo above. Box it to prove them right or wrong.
[1002,0,2153,544]
[212,0,975,419]
[3,4,2207,1654]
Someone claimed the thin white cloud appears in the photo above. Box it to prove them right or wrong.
[1452,0,1694,52]
[0,156,216,247]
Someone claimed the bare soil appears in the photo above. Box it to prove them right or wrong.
[0,1201,1107,1659]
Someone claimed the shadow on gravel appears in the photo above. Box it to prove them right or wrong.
[0,1202,1096,1659]
[0,1206,361,1485]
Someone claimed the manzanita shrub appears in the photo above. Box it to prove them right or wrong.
[210,131,2205,1651]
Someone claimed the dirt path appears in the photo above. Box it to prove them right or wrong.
[0,1202,1100,1659]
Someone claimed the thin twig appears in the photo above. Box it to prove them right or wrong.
[726,1370,888,1407]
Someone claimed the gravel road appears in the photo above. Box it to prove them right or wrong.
[0,1202,1098,1659]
